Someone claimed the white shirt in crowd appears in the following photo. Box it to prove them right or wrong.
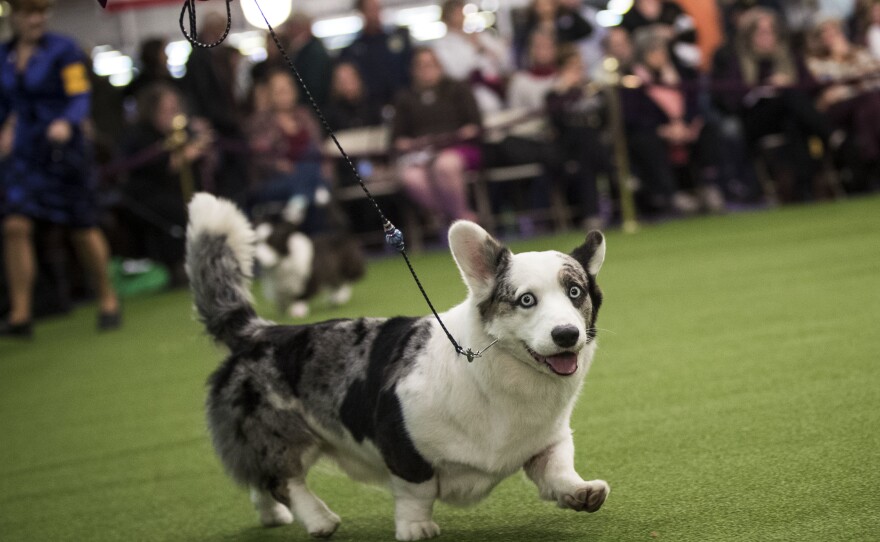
[432,29,513,113]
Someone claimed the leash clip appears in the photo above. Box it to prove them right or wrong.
[459,339,499,363]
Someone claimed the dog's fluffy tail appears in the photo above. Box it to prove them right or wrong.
[186,193,264,349]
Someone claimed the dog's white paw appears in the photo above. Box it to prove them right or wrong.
[304,510,341,539]
[395,520,441,541]
[289,301,310,319]
[257,502,294,527]
[558,479,609,513]
[328,284,352,306]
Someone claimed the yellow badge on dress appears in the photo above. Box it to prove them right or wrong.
[61,63,91,96]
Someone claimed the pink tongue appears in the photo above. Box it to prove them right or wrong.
[545,353,578,375]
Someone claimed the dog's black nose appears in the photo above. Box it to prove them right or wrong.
[551,325,580,348]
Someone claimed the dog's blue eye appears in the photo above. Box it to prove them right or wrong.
[569,286,582,299]
[518,293,536,308]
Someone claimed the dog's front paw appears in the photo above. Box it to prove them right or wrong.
[395,520,441,541]
[289,301,310,319]
[558,480,609,513]
[258,503,294,527]
[305,510,341,539]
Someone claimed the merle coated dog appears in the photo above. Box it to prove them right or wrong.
[186,193,609,540]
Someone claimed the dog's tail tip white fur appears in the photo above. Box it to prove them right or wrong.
[187,192,256,277]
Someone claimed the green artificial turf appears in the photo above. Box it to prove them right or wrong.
[1,197,879,541]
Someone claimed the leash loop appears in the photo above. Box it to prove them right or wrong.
[179,0,233,49]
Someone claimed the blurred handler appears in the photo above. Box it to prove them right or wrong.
[0,0,120,338]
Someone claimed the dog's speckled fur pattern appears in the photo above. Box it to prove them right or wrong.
[186,193,610,541]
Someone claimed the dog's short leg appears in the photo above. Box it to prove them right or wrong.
[289,301,310,319]
[250,487,294,527]
[390,476,440,541]
[524,433,610,513]
[328,284,352,306]
[286,478,341,538]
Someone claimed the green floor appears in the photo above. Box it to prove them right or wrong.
[2,197,879,541]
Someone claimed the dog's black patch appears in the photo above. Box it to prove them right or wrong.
[269,326,314,397]
[376,391,435,483]
[265,221,299,256]
[477,251,514,322]
[352,318,369,346]
[569,233,604,339]
[233,378,262,416]
[339,317,434,484]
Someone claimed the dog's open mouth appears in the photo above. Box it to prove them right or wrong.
[526,346,578,376]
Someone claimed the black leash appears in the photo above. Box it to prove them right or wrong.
[178,0,496,362]
[179,0,233,49]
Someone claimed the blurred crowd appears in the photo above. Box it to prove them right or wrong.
[4,0,880,333]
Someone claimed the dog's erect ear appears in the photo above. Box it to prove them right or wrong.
[571,231,606,276]
[449,220,509,297]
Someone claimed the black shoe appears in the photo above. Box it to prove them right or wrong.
[0,320,34,339]
[97,310,122,331]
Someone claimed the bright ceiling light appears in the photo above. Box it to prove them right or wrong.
[607,0,634,15]
[596,10,623,27]
[241,0,292,30]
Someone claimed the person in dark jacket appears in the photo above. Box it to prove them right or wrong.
[339,0,413,109]
[180,12,247,200]
[325,61,383,132]
[285,13,333,110]
[0,0,119,337]
[125,37,176,100]
[514,0,594,67]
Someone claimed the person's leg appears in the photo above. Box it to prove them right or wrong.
[2,214,36,325]
[400,164,441,214]
[70,227,119,316]
[430,149,478,222]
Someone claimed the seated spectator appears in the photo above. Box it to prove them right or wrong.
[121,83,213,282]
[340,0,413,109]
[862,0,880,59]
[712,7,830,202]
[806,16,880,189]
[324,61,383,132]
[483,30,561,230]
[514,0,593,67]
[247,69,329,232]
[545,47,612,228]
[432,0,513,114]
[508,30,559,111]
[595,27,635,83]
[620,0,702,74]
[392,48,482,225]
[624,29,725,214]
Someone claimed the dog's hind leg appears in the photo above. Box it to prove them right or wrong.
[390,476,440,541]
[250,487,293,527]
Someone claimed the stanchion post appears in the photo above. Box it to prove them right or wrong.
[168,114,195,202]
[602,59,639,234]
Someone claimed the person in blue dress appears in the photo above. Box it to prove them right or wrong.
[0,0,120,338]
